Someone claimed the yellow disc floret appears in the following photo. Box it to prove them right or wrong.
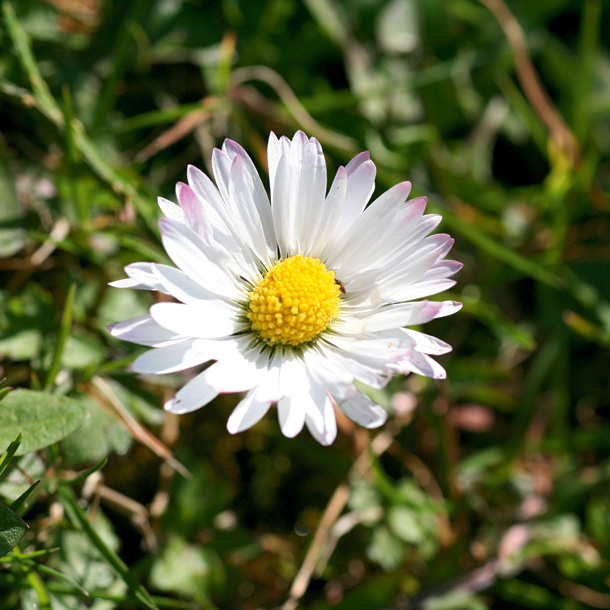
[248,255,341,347]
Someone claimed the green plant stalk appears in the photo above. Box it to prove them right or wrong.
[0,433,22,483]
[46,582,207,609]
[92,0,148,132]
[571,0,601,143]
[118,100,221,132]
[8,555,90,596]
[57,486,159,610]
[0,548,59,562]
[2,2,158,232]
[495,72,548,155]
[62,457,107,485]
[11,547,52,610]
[508,331,567,452]
[44,283,76,391]
[1,2,61,124]
[61,85,88,225]
[10,481,39,516]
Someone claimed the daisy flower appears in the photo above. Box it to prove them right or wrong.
[108,131,461,445]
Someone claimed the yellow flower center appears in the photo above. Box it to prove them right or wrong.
[247,255,341,347]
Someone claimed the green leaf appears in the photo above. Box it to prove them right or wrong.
[367,525,406,571]
[0,143,25,258]
[387,505,425,545]
[0,389,87,455]
[149,535,225,602]
[0,432,22,483]
[57,486,159,610]
[0,502,27,557]
[44,282,76,390]
[61,395,131,467]
[10,480,40,515]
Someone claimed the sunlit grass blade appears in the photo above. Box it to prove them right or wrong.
[62,457,107,486]
[2,2,158,231]
[92,0,148,132]
[508,331,567,452]
[11,547,52,610]
[0,432,22,483]
[1,2,62,124]
[10,480,40,516]
[44,282,76,391]
[571,0,602,142]
[61,85,88,225]
[47,582,208,609]
[57,485,159,610]
[118,100,221,132]
[0,548,59,562]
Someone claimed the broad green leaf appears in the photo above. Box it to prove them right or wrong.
[0,502,27,557]
[57,486,159,610]
[61,396,131,467]
[367,525,406,571]
[150,535,225,600]
[0,389,87,455]
[387,505,425,545]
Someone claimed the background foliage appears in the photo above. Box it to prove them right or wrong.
[1,0,609,608]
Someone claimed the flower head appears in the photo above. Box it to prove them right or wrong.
[108,131,462,445]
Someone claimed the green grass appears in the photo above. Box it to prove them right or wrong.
[1,0,609,608]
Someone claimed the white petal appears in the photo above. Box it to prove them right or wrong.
[303,382,337,446]
[131,340,211,374]
[402,328,453,355]
[394,350,447,379]
[227,389,271,434]
[228,155,274,265]
[277,395,307,438]
[271,132,327,257]
[125,262,168,293]
[158,197,185,223]
[322,181,412,267]
[176,181,256,272]
[339,207,442,279]
[340,153,376,231]
[319,337,401,389]
[348,236,458,305]
[203,358,263,393]
[150,302,241,338]
[336,301,445,334]
[221,139,276,255]
[164,370,219,414]
[109,262,171,292]
[267,132,282,191]
[108,277,148,290]
[107,314,183,347]
[336,385,388,429]
[254,351,284,402]
[278,352,310,397]
[176,182,214,237]
[152,264,221,305]
[158,218,242,299]
[187,164,230,220]
[309,166,347,258]
[267,132,291,204]
[391,277,458,302]
[436,300,463,318]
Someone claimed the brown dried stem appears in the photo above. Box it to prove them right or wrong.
[478,0,580,165]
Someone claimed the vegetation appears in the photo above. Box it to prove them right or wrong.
[1,0,609,608]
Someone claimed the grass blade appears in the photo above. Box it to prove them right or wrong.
[57,485,159,610]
